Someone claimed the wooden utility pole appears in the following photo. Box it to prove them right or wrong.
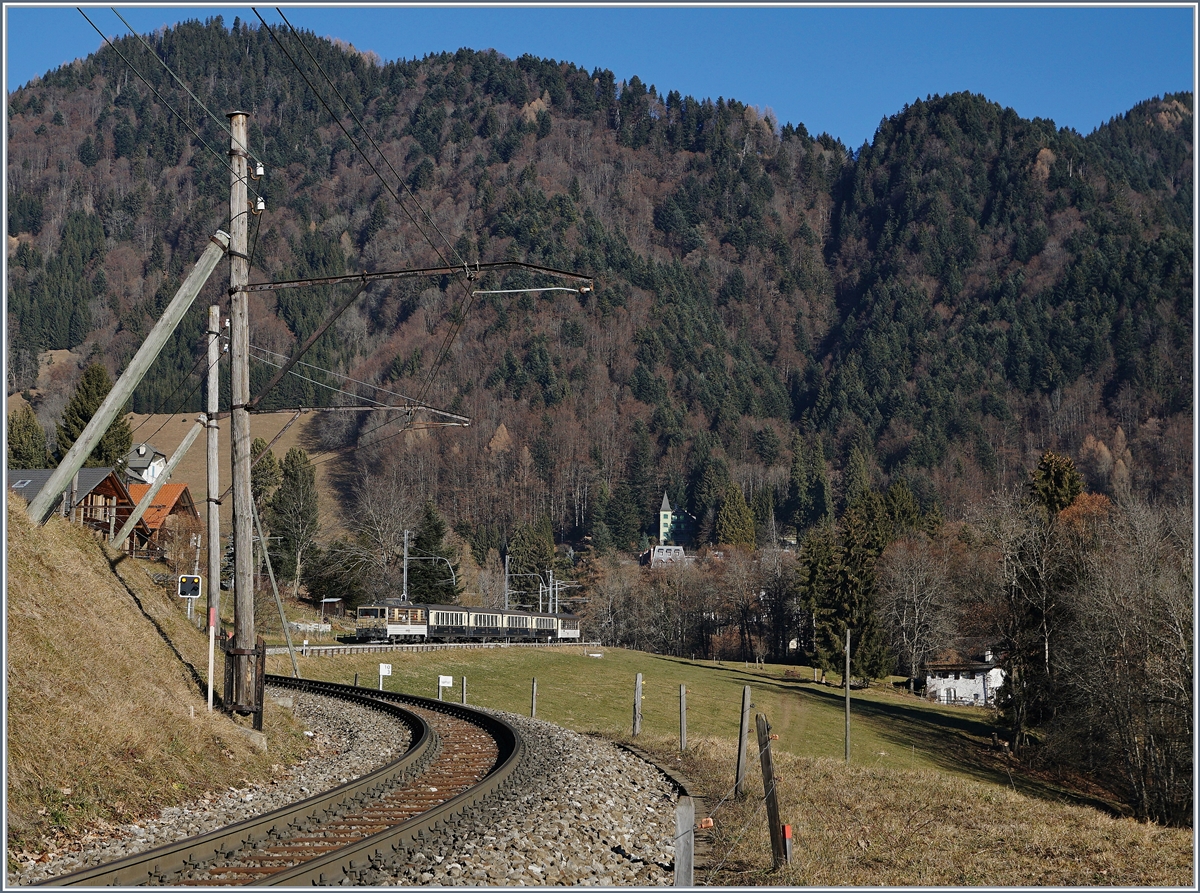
[25,232,228,525]
[228,111,255,712]
[206,303,221,712]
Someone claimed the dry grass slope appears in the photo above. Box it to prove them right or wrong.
[5,496,308,859]
[643,732,1194,886]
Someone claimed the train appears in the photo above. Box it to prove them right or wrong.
[354,599,581,644]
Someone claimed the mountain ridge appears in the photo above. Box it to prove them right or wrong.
[5,18,1192,552]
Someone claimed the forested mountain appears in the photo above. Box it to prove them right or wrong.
[6,16,1193,551]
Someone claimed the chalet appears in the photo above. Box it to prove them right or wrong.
[7,467,154,553]
[924,644,1005,707]
[641,544,696,568]
[127,482,201,562]
[122,443,168,486]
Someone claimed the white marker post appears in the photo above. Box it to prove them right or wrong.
[438,675,453,700]
[379,663,392,691]
[208,606,216,712]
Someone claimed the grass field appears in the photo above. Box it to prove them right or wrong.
[267,644,1104,807]
[265,644,1193,885]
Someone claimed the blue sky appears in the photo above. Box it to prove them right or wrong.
[3,4,1196,148]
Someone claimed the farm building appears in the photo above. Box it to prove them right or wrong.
[924,646,1005,707]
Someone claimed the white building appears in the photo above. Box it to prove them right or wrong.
[924,649,1005,707]
[122,443,167,485]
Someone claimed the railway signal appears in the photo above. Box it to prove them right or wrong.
[177,575,202,621]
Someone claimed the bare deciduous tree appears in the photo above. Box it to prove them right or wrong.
[876,532,954,691]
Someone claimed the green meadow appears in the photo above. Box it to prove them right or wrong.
[268,644,1019,791]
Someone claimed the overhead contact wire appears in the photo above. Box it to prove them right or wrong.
[266,7,478,414]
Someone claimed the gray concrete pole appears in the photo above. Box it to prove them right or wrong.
[113,417,205,548]
[228,110,254,710]
[26,231,229,525]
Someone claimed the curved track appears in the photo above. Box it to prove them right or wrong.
[37,677,524,887]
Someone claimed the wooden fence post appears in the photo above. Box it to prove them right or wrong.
[679,683,687,752]
[756,713,786,868]
[462,676,467,705]
[633,673,643,736]
[845,629,851,764]
[674,795,694,887]
[531,677,537,718]
[252,636,266,731]
[735,685,752,798]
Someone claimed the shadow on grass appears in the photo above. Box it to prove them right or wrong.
[107,552,219,707]
[649,656,1123,817]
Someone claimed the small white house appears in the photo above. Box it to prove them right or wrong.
[123,443,167,485]
[648,544,693,568]
[924,649,1005,707]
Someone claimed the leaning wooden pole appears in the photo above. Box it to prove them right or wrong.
[735,685,752,798]
[25,231,229,525]
[228,110,255,712]
[112,417,205,548]
[757,713,787,869]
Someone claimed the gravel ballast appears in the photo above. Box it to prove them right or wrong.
[8,688,679,887]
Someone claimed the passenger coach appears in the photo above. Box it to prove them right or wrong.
[355,600,581,644]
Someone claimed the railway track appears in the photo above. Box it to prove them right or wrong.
[38,677,523,887]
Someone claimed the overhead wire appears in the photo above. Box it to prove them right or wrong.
[270,6,466,269]
[249,7,449,268]
[77,8,264,203]
[249,344,440,411]
[127,347,223,449]
[249,345,393,407]
[256,7,481,431]
[107,7,270,171]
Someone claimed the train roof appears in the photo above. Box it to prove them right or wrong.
[357,600,576,619]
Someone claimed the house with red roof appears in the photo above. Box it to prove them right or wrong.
[127,482,201,563]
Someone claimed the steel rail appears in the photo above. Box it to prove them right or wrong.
[37,677,523,887]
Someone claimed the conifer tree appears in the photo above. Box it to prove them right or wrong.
[250,437,282,514]
[407,500,462,604]
[7,403,48,469]
[55,363,132,467]
[1029,450,1084,514]
[268,447,320,599]
[716,484,756,547]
